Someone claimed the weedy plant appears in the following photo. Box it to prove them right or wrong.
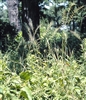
[0,51,32,100]
[0,22,86,100]
[0,1,86,100]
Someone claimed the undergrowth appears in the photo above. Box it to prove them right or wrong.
[0,24,86,100]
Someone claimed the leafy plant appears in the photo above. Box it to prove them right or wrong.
[0,53,32,100]
[0,1,86,100]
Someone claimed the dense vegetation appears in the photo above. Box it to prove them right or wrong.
[0,0,86,100]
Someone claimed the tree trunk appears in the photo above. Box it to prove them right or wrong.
[22,0,40,41]
[7,0,20,31]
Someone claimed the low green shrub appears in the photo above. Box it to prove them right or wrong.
[0,52,32,100]
[0,45,86,99]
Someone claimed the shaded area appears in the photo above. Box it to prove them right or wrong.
[0,19,17,52]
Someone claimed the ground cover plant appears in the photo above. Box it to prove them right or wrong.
[0,24,86,100]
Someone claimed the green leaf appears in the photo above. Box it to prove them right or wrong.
[20,86,32,100]
[19,71,31,80]
[0,94,3,100]
[0,88,3,94]
[75,87,81,95]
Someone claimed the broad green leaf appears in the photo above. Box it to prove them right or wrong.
[75,87,81,95]
[20,86,32,100]
[19,71,31,80]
